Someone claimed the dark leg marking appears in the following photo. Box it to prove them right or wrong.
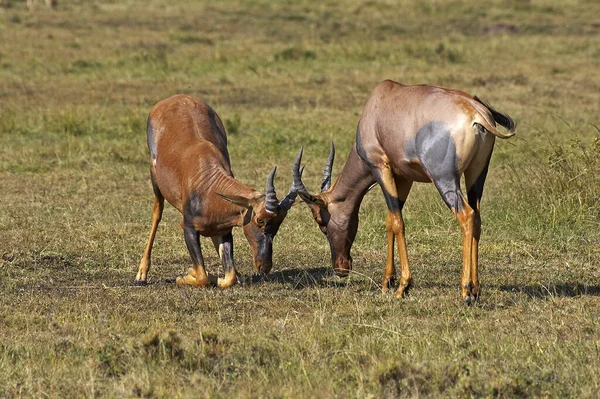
[184,192,203,220]
[467,146,493,210]
[183,193,204,267]
[150,168,161,198]
[371,168,403,214]
[221,232,234,272]
[438,183,464,212]
[184,225,204,267]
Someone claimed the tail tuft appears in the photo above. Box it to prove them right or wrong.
[474,96,516,137]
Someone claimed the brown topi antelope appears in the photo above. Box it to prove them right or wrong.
[294,80,515,303]
[135,94,300,288]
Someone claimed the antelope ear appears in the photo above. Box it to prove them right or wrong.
[217,193,255,209]
[298,191,327,208]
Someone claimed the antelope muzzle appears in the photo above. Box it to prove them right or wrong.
[253,235,273,274]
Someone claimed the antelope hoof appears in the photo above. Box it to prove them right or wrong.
[217,270,239,288]
[382,276,396,293]
[133,280,147,286]
[334,268,350,278]
[463,296,475,306]
[394,282,411,299]
[472,286,480,301]
[461,284,478,305]
[176,268,211,287]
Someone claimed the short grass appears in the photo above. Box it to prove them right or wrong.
[1,0,600,397]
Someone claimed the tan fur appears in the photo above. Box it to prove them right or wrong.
[299,80,515,302]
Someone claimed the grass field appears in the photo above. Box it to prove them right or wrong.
[1,0,599,397]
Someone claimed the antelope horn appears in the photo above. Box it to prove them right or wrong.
[264,166,279,214]
[292,146,310,194]
[320,142,335,192]
[279,147,305,210]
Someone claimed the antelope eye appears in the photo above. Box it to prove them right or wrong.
[256,218,265,226]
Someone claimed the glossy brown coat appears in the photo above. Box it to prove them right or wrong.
[135,95,297,288]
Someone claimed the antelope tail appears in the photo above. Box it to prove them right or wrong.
[473,96,516,139]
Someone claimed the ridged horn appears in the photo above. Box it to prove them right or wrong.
[264,166,279,214]
[292,146,311,194]
[320,142,335,192]
[279,147,305,211]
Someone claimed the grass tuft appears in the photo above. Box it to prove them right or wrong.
[275,47,317,61]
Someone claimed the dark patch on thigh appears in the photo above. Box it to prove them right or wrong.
[146,117,157,161]
[355,124,376,169]
[415,121,458,178]
[415,121,463,211]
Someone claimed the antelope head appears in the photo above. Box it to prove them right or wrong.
[292,144,356,277]
[219,153,302,274]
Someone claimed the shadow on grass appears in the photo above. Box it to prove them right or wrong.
[126,267,342,290]
[499,283,600,298]
[242,267,348,289]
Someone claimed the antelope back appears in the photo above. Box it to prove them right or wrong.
[148,94,229,163]
[357,81,505,184]
[147,95,232,211]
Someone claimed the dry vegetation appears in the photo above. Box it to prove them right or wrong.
[1,0,599,397]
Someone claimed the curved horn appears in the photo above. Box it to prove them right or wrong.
[292,146,310,194]
[293,146,329,208]
[320,142,335,192]
[264,166,279,214]
[279,147,305,210]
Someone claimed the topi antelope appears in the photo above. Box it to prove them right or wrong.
[135,94,300,288]
[294,80,515,303]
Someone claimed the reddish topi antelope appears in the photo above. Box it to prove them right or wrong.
[294,80,515,303]
[135,94,300,288]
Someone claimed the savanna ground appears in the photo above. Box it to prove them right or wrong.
[1,0,599,397]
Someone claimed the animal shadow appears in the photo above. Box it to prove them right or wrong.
[243,267,346,289]
[499,283,600,298]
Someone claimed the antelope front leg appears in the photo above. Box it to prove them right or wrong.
[211,232,239,288]
[377,168,413,297]
[177,223,211,287]
[382,212,397,292]
[392,211,412,299]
